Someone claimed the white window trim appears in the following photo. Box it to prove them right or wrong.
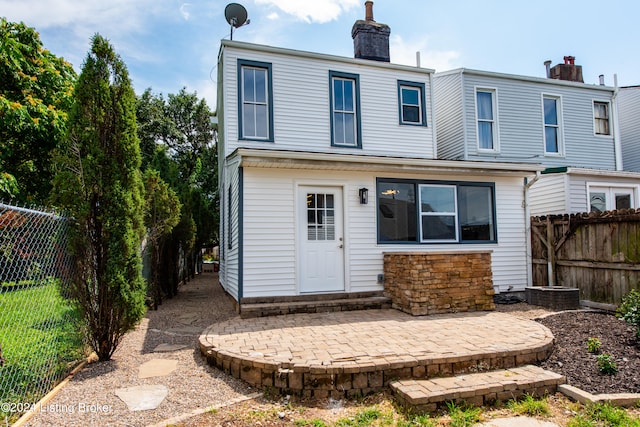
[541,93,565,157]
[474,87,500,153]
[586,182,639,211]
[418,184,459,243]
[592,99,613,138]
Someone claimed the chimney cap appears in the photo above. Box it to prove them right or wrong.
[365,1,374,22]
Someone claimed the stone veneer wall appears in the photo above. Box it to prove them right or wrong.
[383,251,495,315]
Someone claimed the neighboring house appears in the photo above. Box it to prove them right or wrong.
[216,3,543,311]
[619,86,640,172]
[434,59,640,216]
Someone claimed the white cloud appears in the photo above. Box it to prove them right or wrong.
[266,12,280,20]
[390,35,460,72]
[254,0,360,23]
[180,3,191,21]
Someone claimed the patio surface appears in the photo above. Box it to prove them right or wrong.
[199,309,555,397]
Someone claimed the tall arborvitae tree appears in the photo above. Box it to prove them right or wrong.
[51,34,146,361]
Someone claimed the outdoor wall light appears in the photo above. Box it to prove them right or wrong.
[359,187,368,205]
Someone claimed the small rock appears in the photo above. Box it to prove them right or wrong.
[556,361,563,367]
[278,411,285,419]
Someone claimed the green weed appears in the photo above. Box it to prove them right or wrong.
[507,394,550,417]
[596,353,618,375]
[446,401,482,427]
[586,337,602,353]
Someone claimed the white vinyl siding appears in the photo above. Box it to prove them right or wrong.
[619,87,640,172]
[240,166,530,297]
[220,42,435,160]
[433,72,466,160]
[435,70,617,169]
[219,158,241,299]
[528,174,570,216]
[529,170,640,215]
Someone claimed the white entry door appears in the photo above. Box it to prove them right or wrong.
[298,186,345,293]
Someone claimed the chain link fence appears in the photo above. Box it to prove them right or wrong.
[0,202,85,422]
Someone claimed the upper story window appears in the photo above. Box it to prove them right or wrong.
[398,81,427,126]
[543,95,563,155]
[475,89,498,151]
[238,59,273,141]
[594,101,611,136]
[330,71,361,148]
[377,179,496,244]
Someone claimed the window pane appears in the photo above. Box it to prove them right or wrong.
[545,126,558,153]
[334,113,345,144]
[422,216,456,240]
[403,105,420,123]
[243,104,256,136]
[420,186,455,213]
[590,192,606,213]
[616,194,631,210]
[255,105,268,138]
[459,186,494,241]
[544,98,557,125]
[377,182,416,242]
[596,119,609,135]
[478,121,493,149]
[254,69,266,103]
[402,87,419,106]
[333,79,344,110]
[343,113,355,145]
[307,193,315,208]
[326,194,334,208]
[243,68,255,102]
[594,102,608,119]
[476,91,493,120]
[343,80,354,112]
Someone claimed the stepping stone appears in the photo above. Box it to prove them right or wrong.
[138,358,179,378]
[153,343,187,353]
[115,385,168,411]
[165,326,204,336]
[479,416,560,427]
[176,313,200,324]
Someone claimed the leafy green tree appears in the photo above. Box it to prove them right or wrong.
[51,34,145,361]
[143,169,180,308]
[135,88,217,290]
[0,18,76,202]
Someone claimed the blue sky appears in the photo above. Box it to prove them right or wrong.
[3,0,640,110]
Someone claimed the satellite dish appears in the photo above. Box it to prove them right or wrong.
[225,3,249,39]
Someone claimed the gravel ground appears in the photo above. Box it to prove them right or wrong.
[23,272,254,427]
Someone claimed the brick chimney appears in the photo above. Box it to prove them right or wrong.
[548,55,584,83]
[351,1,390,62]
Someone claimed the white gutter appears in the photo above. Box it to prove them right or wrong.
[523,171,541,287]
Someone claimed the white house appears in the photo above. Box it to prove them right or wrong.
[216,6,543,314]
[434,60,640,217]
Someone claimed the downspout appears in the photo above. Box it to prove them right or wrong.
[612,74,623,171]
[524,171,541,287]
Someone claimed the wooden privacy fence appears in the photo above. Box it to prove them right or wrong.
[531,209,640,305]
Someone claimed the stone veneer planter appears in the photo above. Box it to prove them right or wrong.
[383,251,495,315]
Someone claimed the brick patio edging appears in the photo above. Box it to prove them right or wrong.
[199,341,554,398]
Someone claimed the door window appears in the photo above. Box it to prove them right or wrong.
[307,193,335,241]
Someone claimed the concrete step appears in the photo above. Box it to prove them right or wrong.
[240,296,392,318]
[391,365,565,413]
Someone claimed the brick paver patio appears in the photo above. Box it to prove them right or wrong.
[199,309,554,398]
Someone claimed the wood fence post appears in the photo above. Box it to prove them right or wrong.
[546,217,556,286]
